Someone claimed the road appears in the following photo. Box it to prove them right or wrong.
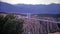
[22,17,60,23]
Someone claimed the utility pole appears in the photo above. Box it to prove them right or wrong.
[27,13,31,19]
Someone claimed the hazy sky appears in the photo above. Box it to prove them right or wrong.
[0,0,60,4]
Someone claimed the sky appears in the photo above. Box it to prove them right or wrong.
[0,0,60,5]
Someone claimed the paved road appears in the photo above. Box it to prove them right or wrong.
[23,17,60,23]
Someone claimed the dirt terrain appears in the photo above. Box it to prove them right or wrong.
[22,16,60,34]
[48,32,60,34]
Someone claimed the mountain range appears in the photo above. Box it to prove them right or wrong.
[0,2,60,14]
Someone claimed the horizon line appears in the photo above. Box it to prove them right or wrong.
[0,1,60,5]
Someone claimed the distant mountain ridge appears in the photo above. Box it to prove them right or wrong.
[0,2,60,14]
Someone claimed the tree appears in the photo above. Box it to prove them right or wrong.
[0,14,24,34]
